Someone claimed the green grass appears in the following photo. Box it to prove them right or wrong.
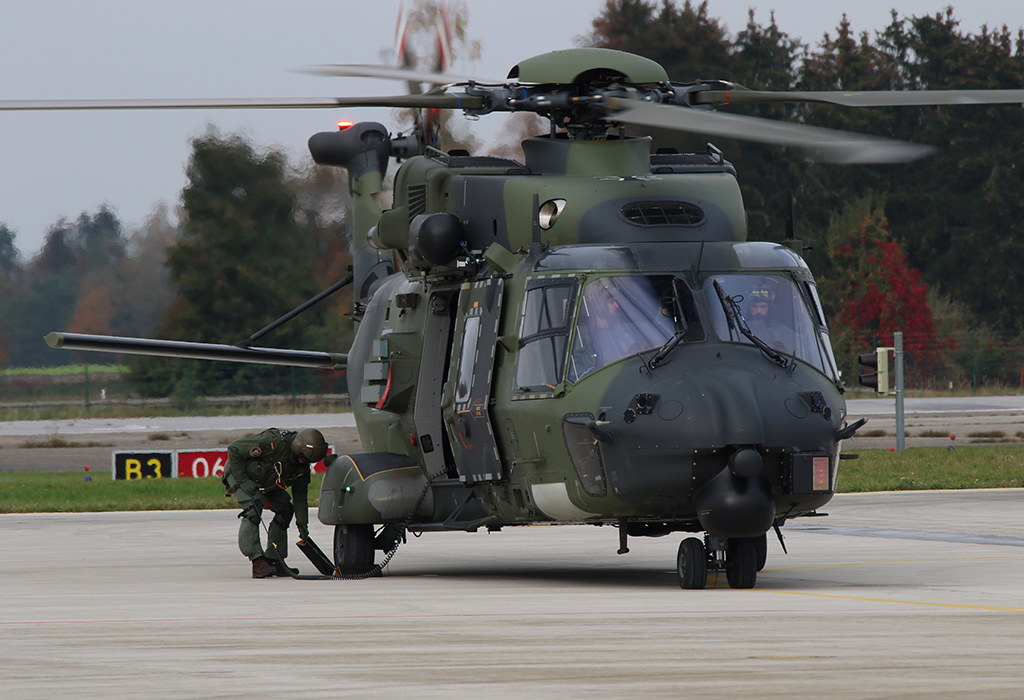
[1,364,128,377]
[0,403,348,422]
[838,446,1024,492]
[17,437,114,449]
[0,472,324,513]
[2,446,1022,513]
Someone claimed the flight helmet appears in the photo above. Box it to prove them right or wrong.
[290,428,328,464]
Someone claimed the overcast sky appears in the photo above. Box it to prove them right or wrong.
[1,0,1019,257]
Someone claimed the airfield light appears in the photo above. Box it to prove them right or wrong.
[858,347,891,394]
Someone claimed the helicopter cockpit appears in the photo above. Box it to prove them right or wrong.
[513,243,840,393]
[514,271,703,391]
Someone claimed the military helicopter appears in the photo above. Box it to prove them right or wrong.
[17,46,1024,589]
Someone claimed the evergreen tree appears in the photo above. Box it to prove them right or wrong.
[727,12,805,242]
[289,162,355,363]
[0,223,21,367]
[0,223,19,281]
[587,0,732,80]
[130,131,328,396]
[881,13,1024,328]
[1,207,128,367]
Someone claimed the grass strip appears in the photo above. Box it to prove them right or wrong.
[2,446,1022,514]
[838,446,1024,492]
[0,471,324,514]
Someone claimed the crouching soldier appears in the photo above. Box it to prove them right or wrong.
[223,427,328,578]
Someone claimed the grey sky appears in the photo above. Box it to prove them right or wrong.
[1,0,1019,257]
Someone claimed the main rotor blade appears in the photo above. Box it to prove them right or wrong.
[0,94,484,111]
[300,64,505,86]
[606,99,935,163]
[694,88,1024,108]
[45,332,347,370]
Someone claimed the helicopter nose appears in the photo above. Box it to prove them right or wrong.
[595,353,840,526]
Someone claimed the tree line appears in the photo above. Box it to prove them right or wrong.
[0,130,354,397]
[2,2,1024,391]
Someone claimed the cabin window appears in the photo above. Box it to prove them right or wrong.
[515,280,577,392]
[455,315,481,404]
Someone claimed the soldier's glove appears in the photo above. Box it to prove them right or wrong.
[297,522,310,540]
[224,484,238,498]
[239,482,262,499]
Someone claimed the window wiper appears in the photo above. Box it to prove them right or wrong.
[650,328,686,368]
[712,279,792,370]
[650,279,688,369]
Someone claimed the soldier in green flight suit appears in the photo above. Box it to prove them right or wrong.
[223,427,329,578]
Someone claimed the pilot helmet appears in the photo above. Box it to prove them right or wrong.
[290,428,328,464]
[749,276,779,303]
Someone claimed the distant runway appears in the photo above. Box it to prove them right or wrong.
[0,412,356,437]
[2,490,1022,699]
[847,395,1024,415]
[2,396,1021,437]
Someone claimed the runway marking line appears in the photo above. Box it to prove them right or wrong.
[762,589,1024,614]
[766,553,1024,572]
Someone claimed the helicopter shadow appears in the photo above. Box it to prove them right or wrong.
[383,561,679,588]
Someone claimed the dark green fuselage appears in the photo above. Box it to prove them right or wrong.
[320,134,846,540]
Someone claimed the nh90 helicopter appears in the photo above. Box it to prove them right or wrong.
[19,47,1024,589]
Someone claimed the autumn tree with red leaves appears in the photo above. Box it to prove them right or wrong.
[817,198,940,381]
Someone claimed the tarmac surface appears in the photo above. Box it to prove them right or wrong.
[3,489,1023,699]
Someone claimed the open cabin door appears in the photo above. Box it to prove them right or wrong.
[445,277,504,483]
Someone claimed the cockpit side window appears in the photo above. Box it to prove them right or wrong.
[568,275,679,382]
[515,280,577,392]
[803,280,841,379]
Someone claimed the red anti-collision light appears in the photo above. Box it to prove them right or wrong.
[337,120,354,131]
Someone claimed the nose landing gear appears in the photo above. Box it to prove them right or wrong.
[676,537,708,589]
[676,532,768,590]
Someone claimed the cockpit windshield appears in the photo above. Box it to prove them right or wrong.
[568,276,678,382]
[703,273,838,379]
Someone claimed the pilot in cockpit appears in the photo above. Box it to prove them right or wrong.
[746,278,796,354]
[570,276,675,380]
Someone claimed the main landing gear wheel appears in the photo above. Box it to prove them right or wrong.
[334,524,375,573]
[726,536,758,589]
[753,532,768,572]
[677,537,708,589]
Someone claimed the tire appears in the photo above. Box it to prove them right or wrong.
[726,537,758,589]
[334,524,375,570]
[677,537,707,590]
[753,532,768,572]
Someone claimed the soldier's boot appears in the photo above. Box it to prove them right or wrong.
[270,558,298,577]
[251,556,277,579]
